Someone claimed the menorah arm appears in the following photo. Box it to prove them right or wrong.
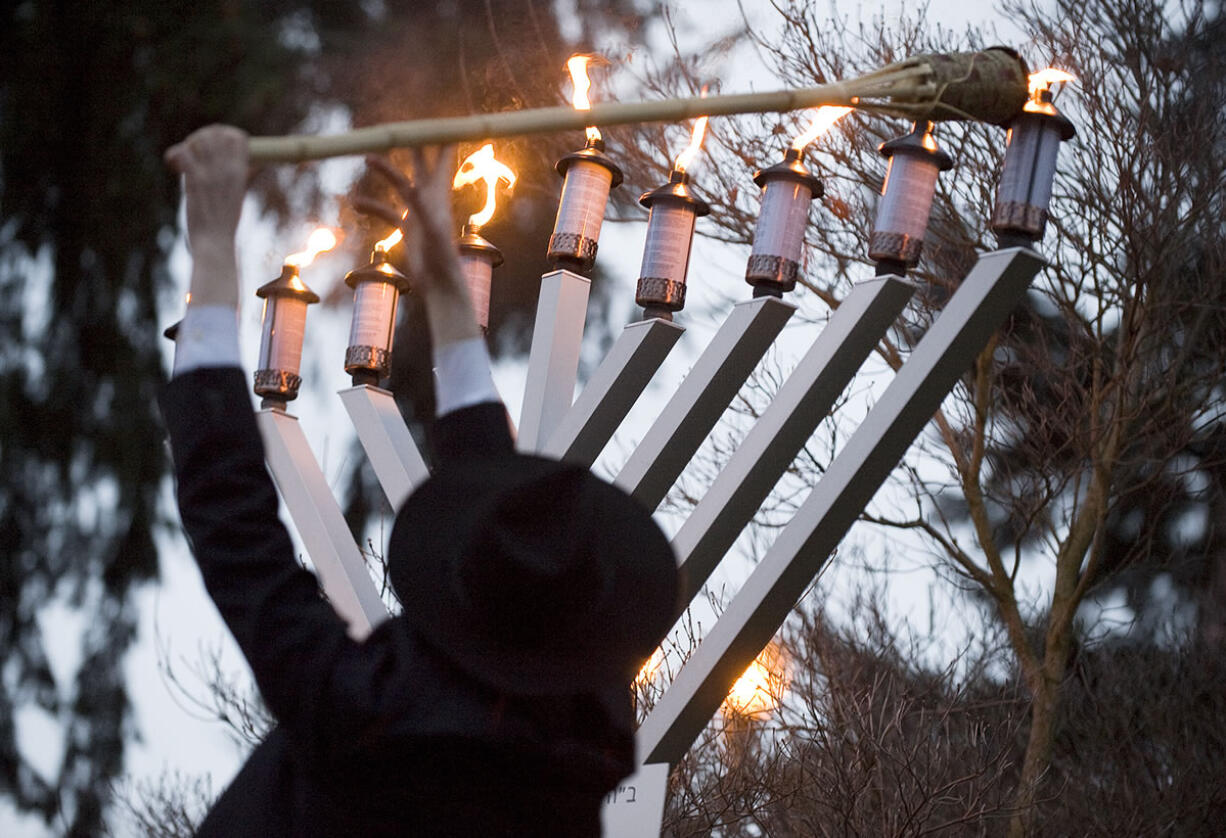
[636,248,1045,768]
[541,318,685,467]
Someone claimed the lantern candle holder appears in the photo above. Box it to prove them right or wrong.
[636,169,710,321]
[548,137,623,273]
[254,264,320,408]
[458,224,503,332]
[745,148,823,298]
[343,248,411,387]
[869,121,953,276]
[992,72,1076,248]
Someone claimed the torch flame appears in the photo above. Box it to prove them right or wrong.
[791,105,853,152]
[673,89,712,176]
[673,116,708,174]
[1028,68,1077,98]
[284,227,338,269]
[375,210,409,253]
[567,55,602,144]
[452,144,517,229]
[723,645,788,719]
[376,229,403,252]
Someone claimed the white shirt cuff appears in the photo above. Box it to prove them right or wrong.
[172,304,241,377]
[433,337,500,417]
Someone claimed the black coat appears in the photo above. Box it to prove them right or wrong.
[161,368,634,837]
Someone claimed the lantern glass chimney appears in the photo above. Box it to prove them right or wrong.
[548,141,622,273]
[635,171,709,320]
[745,148,822,296]
[992,89,1075,246]
[458,225,504,332]
[254,265,319,405]
[869,122,953,273]
[344,250,410,386]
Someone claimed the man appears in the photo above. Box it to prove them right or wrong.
[160,125,678,836]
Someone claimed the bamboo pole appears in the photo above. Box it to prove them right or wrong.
[247,49,1028,163]
[249,79,893,163]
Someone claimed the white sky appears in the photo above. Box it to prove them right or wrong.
[2,2,1044,835]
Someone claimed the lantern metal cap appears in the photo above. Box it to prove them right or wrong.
[555,137,624,188]
[751,146,824,198]
[879,121,954,171]
[256,264,320,303]
[344,248,411,293]
[639,169,711,216]
[1017,88,1076,140]
[458,224,505,268]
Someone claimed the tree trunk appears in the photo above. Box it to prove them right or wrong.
[1007,679,1060,837]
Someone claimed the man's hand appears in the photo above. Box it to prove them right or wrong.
[354,148,481,348]
[165,125,249,308]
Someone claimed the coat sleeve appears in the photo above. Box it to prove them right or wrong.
[159,369,514,747]
[430,400,515,466]
[160,367,364,736]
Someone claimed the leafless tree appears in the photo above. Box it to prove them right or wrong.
[110,771,214,838]
[618,0,1226,833]
[651,590,1226,836]
[656,593,1025,837]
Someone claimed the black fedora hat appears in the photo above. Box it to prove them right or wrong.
[387,453,678,696]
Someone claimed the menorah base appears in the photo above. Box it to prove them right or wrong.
[547,232,599,271]
[992,200,1048,240]
[254,368,302,401]
[869,230,924,265]
[744,254,800,293]
[344,344,391,380]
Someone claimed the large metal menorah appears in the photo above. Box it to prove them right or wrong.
[255,245,1043,835]
[238,44,1076,834]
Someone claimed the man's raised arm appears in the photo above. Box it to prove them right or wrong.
[159,127,506,733]
[163,125,247,374]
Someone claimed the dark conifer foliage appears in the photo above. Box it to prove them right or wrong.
[0,0,657,831]
[0,4,340,830]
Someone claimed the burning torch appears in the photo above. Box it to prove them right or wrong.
[992,69,1077,249]
[247,48,1034,163]
[254,228,336,407]
[548,55,624,273]
[343,219,411,387]
[636,111,711,321]
[452,144,516,332]
[745,106,851,297]
[868,120,953,276]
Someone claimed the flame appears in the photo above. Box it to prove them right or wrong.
[452,144,517,229]
[791,105,853,152]
[670,86,710,174]
[723,645,787,718]
[567,55,602,144]
[634,647,666,686]
[1028,68,1077,98]
[375,210,409,253]
[284,227,338,269]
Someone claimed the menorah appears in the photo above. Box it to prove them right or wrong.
[231,49,1071,835]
